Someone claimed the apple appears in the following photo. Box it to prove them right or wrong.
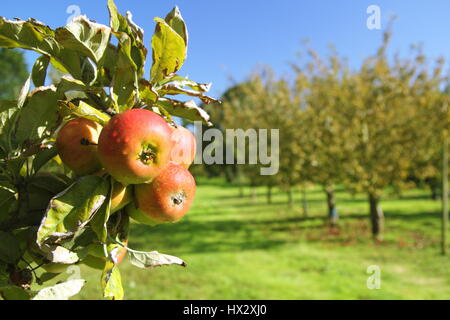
[97,109,173,185]
[56,117,103,175]
[92,170,131,213]
[111,180,131,213]
[169,125,196,169]
[127,164,196,226]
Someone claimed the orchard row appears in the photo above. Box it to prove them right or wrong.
[202,31,449,242]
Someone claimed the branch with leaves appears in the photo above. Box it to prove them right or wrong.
[0,0,217,300]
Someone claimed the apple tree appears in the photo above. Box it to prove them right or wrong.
[0,0,217,300]
[339,32,444,241]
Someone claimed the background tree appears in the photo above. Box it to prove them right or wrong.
[340,32,443,241]
[294,49,353,226]
[0,48,28,100]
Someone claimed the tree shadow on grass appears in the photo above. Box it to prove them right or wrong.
[128,214,323,255]
[128,189,442,254]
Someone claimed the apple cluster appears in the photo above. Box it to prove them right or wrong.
[56,109,197,226]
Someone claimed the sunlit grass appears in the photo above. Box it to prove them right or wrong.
[75,178,450,300]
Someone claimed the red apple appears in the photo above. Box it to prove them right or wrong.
[56,117,103,175]
[97,109,173,185]
[127,164,196,226]
[169,125,196,168]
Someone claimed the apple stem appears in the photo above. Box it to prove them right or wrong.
[139,146,157,164]
[80,138,98,146]
[172,193,186,206]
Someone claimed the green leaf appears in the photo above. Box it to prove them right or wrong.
[56,76,112,112]
[155,76,219,105]
[32,55,50,87]
[139,79,158,106]
[110,34,139,110]
[32,279,85,300]
[155,98,212,126]
[158,82,219,105]
[91,179,112,243]
[108,0,129,34]
[150,17,186,83]
[55,16,111,65]
[57,76,94,100]
[0,17,58,56]
[101,261,124,300]
[15,86,59,145]
[59,100,111,126]
[165,7,188,47]
[80,57,98,86]
[0,100,20,157]
[27,173,70,195]
[107,243,124,265]
[0,263,9,289]
[31,146,58,174]
[157,75,210,92]
[0,17,83,79]
[106,2,147,108]
[0,183,16,221]
[37,176,109,245]
[17,76,31,108]
[1,286,31,300]
[0,231,21,263]
[26,173,70,214]
[128,249,186,269]
[40,245,80,264]
[107,1,146,75]
[38,272,59,283]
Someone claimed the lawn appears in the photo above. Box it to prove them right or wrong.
[74,178,450,299]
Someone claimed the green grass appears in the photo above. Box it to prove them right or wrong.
[75,178,450,300]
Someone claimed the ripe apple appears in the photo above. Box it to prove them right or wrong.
[56,117,103,175]
[97,109,173,185]
[169,125,196,169]
[127,164,196,226]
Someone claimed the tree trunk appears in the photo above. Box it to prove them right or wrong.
[442,135,448,255]
[287,187,293,207]
[326,185,338,226]
[267,184,272,204]
[251,186,258,202]
[368,193,384,242]
[302,188,308,217]
[224,166,233,183]
[431,183,439,201]
[238,173,244,198]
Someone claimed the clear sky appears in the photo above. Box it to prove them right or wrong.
[1,0,450,98]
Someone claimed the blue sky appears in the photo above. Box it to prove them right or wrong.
[1,0,450,98]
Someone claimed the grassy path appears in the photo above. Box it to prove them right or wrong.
[76,178,450,299]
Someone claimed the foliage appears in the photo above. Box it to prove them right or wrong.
[0,0,217,300]
[0,48,28,100]
[214,31,449,241]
